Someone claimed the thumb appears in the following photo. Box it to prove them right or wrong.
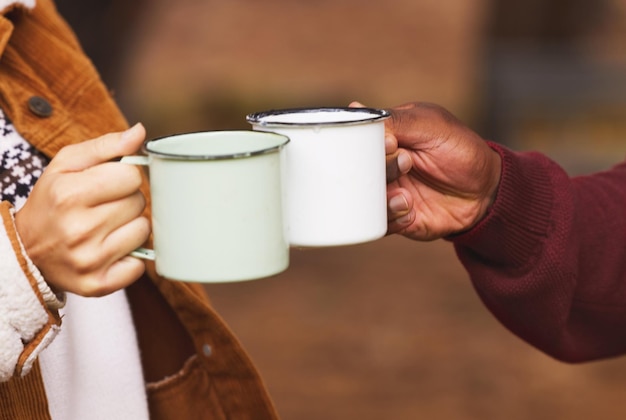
[349,101,367,108]
[383,102,421,137]
[48,123,146,173]
[385,102,462,142]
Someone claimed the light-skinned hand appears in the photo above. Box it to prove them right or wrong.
[15,123,151,297]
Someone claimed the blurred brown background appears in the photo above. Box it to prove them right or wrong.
[57,0,626,418]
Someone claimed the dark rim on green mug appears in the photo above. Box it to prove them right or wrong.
[141,130,290,161]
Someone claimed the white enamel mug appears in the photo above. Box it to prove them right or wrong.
[122,130,290,283]
[247,107,390,247]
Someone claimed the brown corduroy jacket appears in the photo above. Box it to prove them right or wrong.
[0,1,278,418]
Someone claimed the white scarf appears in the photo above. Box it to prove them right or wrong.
[39,292,150,420]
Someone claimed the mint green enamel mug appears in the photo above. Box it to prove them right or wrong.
[122,130,290,283]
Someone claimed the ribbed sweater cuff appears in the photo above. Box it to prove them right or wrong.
[451,142,562,268]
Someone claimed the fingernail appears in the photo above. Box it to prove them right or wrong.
[396,212,413,225]
[397,152,412,173]
[121,123,143,142]
[389,194,409,213]
[384,134,395,152]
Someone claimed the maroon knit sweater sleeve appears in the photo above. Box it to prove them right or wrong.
[452,142,626,363]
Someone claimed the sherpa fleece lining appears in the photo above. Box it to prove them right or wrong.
[0,0,34,13]
[0,201,64,381]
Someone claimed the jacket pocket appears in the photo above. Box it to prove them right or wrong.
[146,355,226,420]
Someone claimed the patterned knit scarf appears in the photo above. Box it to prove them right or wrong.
[0,109,49,210]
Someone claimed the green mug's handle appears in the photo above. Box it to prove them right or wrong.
[120,155,149,166]
[130,247,155,261]
[121,155,154,261]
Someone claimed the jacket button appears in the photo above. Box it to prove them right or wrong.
[28,96,53,118]
[202,344,213,357]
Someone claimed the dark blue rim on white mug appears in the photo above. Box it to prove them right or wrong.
[246,107,390,128]
[141,130,290,161]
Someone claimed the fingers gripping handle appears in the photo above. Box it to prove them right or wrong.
[121,155,154,261]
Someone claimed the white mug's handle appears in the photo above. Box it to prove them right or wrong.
[121,155,154,260]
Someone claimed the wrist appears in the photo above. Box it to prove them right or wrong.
[464,144,503,232]
[11,204,66,309]
[484,147,503,211]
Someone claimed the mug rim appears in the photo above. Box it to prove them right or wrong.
[142,130,290,161]
[246,106,390,127]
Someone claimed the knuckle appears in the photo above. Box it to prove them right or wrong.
[74,277,108,298]
[132,192,148,215]
[126,164,144,185]
[51,144,74,163]
[48,177,82,209]
[66,246,101,274]
[109,162,144,191]
[62,220,91,247]
[92,134,114,159]
[89,168,114,193]
[138,217,152,240]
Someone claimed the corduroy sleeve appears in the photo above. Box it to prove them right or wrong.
[452,143,626,363]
